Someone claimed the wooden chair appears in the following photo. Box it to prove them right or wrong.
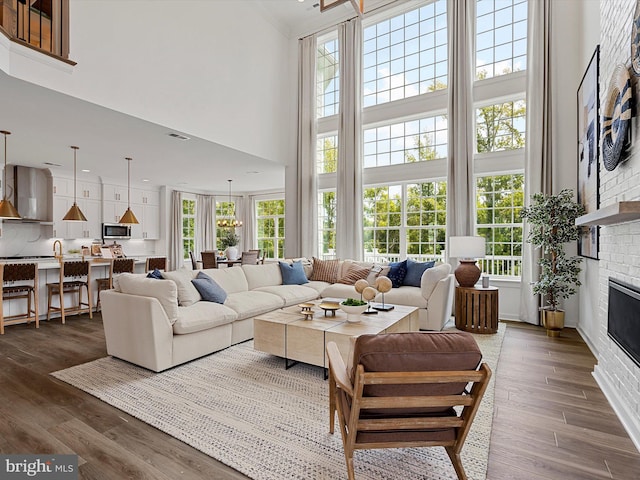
[189,251,202,270]
[241,251,259,265]
[326,331,491,480]
[96,258,135,311]
[145,257,167,272]
[0,263,39,334]
[201,250,218,269]
[249,249,264,264]
[47,260,92,324]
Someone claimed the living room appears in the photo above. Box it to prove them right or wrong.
[1,0,640,479]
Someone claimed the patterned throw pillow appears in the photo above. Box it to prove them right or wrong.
[387,260,408,288]
[310,257,340,283]
[337,265,371,285]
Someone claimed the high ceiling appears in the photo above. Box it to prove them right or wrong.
[0,0,400,194]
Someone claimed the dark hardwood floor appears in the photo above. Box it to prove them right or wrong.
[0,315,639,479]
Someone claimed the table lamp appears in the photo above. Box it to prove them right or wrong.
[449,236,486,287]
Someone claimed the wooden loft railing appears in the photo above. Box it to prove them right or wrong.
[0,0,75,64]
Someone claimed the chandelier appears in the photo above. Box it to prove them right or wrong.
[216,179,242,228]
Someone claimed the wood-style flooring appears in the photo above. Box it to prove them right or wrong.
[0,315,638,479]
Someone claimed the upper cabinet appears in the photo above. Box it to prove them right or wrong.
[51,173,102,239]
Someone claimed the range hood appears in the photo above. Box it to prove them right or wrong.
[4,165,52,222]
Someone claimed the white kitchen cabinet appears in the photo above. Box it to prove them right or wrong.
[132,187,160,206]
[102,184,128,203]
[52,197,101,239]
[102,200,128,225]
[129,204,159,240]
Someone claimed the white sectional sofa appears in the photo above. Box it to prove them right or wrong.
[100,261,454,372]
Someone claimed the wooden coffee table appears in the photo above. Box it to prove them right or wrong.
[253,301,419,370]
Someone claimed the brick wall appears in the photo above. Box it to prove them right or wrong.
[594,0,640,448]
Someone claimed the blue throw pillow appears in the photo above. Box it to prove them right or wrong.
[146,268,163,279]
[403,259,436,287]
[191,271,227,304]
[279,261,309,285]
[387,260,408,288]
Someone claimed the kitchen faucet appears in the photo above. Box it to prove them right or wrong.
[53,240,63,260]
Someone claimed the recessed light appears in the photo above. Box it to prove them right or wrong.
[142,179,150,182]
[298,0,304,3]
[246,171,260,174]
[81,169,90,173]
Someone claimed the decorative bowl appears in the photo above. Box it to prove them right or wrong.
[340,302,368,322]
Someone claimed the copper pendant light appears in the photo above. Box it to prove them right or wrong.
[0,130,21,219]
[63,146,87,221]
[118,157,139,224]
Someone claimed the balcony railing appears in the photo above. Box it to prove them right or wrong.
[0,0,71,61]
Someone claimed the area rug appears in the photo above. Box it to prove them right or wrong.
[52,325,505,480]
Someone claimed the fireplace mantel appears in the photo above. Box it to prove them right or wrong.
[575,201,640,226]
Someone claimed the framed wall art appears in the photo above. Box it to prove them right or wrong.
[577,45,600,260]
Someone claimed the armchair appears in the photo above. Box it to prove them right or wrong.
[326,331,491,480]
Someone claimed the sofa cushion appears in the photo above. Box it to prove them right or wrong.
[200,267,249,294]
[310,257,340,283]
[279,261,309,285]
[337,264,371,285]
[118,273,179,324]
[320,282,359,300]
[191,272,227,304]
[224,291,284,320]
[305,280,331,295]
[254,285,318,306]
[387,260,408,288]
[162,269,200,307]
[403,259,436,287]
[242,263,282,290]
[173,302,238,334]
[375,286,427,309]
[421,263,451,299]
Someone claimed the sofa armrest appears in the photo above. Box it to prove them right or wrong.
[101,290,174,372]
[421,274,455,331]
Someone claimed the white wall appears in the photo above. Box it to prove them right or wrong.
[592,0,640,451]
[1,1,292,166]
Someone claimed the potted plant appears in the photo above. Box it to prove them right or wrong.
[520,189,585,336]
[219,229,240,260]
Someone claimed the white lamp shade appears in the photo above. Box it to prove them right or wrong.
[449,236,486,260]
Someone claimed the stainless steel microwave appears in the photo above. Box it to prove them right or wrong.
[102,223,132,240]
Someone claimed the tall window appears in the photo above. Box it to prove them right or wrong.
[476,0,527,79]
[317,135,338,174]
[317,37,339,118]
[363,0,448,107]
[363,185,402,262]
[406,181,447,258]
[318,190,336,258]
[216,199,237,250]
[256,199,285,259]
[364,115,448,168]
[476,174,524,276]
[476,100,526,153]
[182,198,196,260]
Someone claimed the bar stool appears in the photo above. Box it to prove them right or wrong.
[47,260,92,324]
[145,257,167,272]
[96,258,135,311]
[0,263,39,334]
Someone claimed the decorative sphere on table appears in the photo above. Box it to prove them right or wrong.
[354,279,369,294]
[375,275,392,293]
[362,286,377,302]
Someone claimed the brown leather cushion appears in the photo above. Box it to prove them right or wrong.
[351,331,482,414]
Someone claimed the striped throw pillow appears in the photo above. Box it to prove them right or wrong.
[310,257,340,283]
[337,265,371,285]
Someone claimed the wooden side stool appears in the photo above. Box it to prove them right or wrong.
[0,263,39,334]
[47,260,92,324]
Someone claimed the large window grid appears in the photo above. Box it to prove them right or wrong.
[476,174,524,276]
[318,190,337,258]
[363,0,447,107]
[476,0,527,80]
[256,199,285,259]
[182,198,196,260]
[364,115,448,168]
[317,135,338,174]
[317,38,340,118]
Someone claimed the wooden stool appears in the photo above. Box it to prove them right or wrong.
[96,258,135,311]
[0,263,39,334]
[47,260,92,324]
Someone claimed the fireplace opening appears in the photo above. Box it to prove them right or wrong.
[608,278,640,368]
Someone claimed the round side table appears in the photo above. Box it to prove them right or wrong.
[454,286,499,334]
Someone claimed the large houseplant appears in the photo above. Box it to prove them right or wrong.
[219,229,240,260]
[520,189,585,336]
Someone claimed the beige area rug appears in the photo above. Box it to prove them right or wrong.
[52,324,505,480]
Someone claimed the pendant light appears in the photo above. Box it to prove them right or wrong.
[216,179,242,228]
[62,146,87,221]
[118,157,139,224]
[0,130,20,219]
